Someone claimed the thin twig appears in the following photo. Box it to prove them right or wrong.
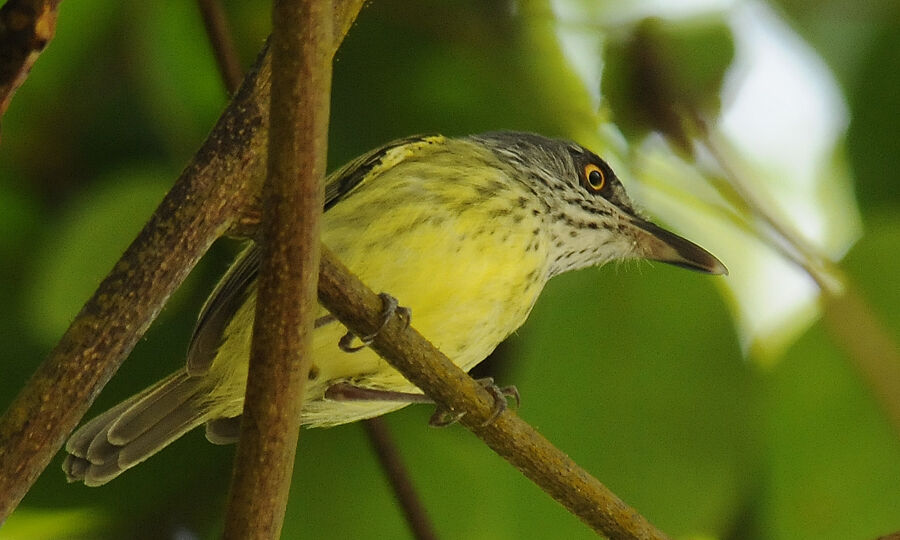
[362,418,438,540]
[317,246,670,540]
[197,0,243,94]
[221,0,332,538]
[697,126,900,437]
[630,27,900,440]
[0,1,364,522]
[822,285,900,438]
[698,128,840,292]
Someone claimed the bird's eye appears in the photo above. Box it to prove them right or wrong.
[583,163,605,193]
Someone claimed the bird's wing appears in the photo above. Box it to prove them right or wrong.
[324,134,443,210]
[185,134,445,375]
[185,244,260,375]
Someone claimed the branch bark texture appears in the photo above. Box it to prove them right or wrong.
[221,0,332,538]
[0,0,363,522]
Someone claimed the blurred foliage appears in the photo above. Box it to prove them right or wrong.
[0,0,897,539]
[602,16,735,152]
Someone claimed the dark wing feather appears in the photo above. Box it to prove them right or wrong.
[186,245,260,375]
[324,134,442,210]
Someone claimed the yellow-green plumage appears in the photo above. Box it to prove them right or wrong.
[210,137,550,428]
[64,132,725,486]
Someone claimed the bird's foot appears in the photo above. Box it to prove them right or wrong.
[429,377,520,427]
[338,292,411,352]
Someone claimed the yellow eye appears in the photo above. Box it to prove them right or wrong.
[584,163,605,192]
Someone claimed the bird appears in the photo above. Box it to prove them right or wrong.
[63,131,726,486]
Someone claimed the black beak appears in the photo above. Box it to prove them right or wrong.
[630,218,728,275]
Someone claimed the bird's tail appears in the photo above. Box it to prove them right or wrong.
[63,371,210,486]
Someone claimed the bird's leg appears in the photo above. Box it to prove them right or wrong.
[338,292,411,352]
[324,382,433,404]
[325,378,520,428]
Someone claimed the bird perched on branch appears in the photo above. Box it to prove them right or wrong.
[64,131,726,486]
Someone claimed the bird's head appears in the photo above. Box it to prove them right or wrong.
[472,131,727,277]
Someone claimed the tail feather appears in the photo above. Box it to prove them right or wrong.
[117,401,205,470]
[205,415,242,445]
[63,371,209,487]
[85,424,118,464]
[65,387,150,459]
[107,372,196,445]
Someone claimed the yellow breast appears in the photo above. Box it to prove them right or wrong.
[208,141,551,426]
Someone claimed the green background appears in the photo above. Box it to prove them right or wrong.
[0,1,898,538]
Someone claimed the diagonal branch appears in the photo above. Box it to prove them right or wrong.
[221,0,332,537]
[0,54,263,520]
[0,1,365,522]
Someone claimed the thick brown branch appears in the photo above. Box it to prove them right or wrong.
[0,0,60,120]
[0,1,363,522]
[198,5,434,537]
[317,247,670,540]
[221,0,333,538]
